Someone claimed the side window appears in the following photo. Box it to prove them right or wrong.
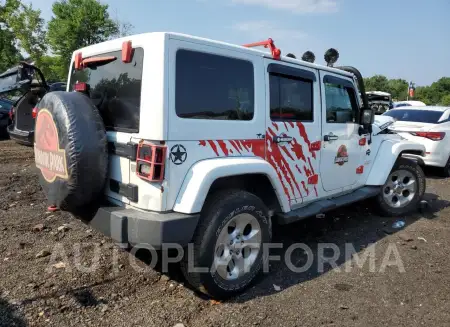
[176,50,254,120]
[324,82,359,123]
[269,74,313,121]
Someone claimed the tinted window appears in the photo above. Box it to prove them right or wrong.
[69,48,143,132]
[383,109,444,123]
[176,50,254,120]
[325,83,359,123]
[0,99,13,111]
[270,74,313,121]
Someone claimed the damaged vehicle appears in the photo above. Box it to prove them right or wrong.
[32,33,427,299]
[366,91,393,114]
[0,62,66,145]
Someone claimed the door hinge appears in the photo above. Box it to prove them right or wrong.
[308,174,319,184]
[359,138,367,146]
[309,141,321,151]
[356,166,364,174]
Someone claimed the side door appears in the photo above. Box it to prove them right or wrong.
[264,60,322,206]
[319,71,362,193]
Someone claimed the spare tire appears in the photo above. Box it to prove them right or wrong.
[34,91,108,212]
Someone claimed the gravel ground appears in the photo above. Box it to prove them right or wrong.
[1,139,450,327]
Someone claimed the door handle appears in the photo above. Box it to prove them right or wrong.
[273,135,293,144]
[324,133,339,142]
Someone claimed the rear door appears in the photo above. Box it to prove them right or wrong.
[319,71,363,193]
[68,48,145,205]
[165,40,266,210]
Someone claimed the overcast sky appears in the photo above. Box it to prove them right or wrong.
[29,0,450,85]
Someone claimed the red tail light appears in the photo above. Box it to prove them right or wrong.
[32,107,38,119]
[411,131,445,141]
[9,106,15,120]
[136,141,167,182]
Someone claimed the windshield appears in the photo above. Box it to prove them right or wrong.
[383,109,444,124]
[69,48,143,132]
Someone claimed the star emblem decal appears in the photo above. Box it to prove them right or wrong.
[170,144,187,165]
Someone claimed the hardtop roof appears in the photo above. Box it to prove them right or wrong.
[75,32,355,79]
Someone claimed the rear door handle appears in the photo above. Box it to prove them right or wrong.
[273,135,293,144]
[324,134,339,142]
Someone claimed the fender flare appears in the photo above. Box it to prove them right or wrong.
[173,157,290,214]
[366,140,425,186]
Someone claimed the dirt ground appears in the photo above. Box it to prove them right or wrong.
[1,139,450,327]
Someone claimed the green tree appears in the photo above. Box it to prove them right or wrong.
[0,28,22,72]
[387,79,408,101]
[364,75,390,93]
[39,55,67,82]
[47,0,119,76]
[441,94,450,106]
[430,77,450,105]
[0,0,46,66]
[414,86,432,105]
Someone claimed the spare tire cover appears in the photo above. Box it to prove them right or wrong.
[34,91,108,211]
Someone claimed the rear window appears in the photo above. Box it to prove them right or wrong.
[69,48,144,132]
[383,109,444,123]
[0,99,13,111]
[176,50,254,120]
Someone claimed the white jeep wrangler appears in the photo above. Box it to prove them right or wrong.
[33,32,426,299]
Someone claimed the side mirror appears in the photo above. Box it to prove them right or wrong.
[361,108,374,126]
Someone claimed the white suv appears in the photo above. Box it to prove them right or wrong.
[33,32,426,299]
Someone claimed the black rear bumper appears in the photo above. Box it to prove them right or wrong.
[7,125,34,146]
[88,206,200,249]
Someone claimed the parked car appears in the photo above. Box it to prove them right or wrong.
[383,106,450,176]
[32,33,426,299]
[0,98,13,138]
[0,62,49,145]
[366,91,393,114]
[0,62,67,146]
[393,100,426,108]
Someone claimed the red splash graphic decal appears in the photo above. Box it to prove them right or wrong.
[198,121,319,201]
[217,140,229,156]
[296,122,315,159]
[229,140,242,154]
[207,140,219,156]
[291,139,306,162]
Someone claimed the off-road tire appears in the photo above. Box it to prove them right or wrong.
[375,158,426,216]
[180,190,272,299]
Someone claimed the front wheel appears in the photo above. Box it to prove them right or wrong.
[441,156,450,177]
[180,190,272,299]
[375,158,426,216]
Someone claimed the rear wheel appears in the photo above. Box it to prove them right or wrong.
[180,190,271,299]
[376,158,426,216]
